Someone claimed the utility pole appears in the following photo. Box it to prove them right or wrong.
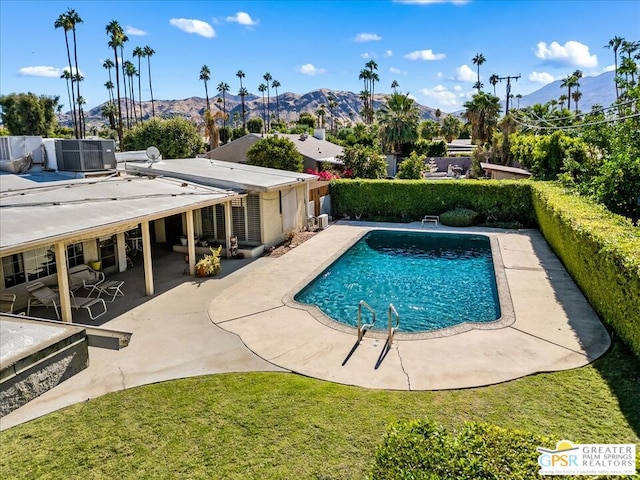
[498,74,521,114]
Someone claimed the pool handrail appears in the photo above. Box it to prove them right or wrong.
[357,300,376,342]
[388,303,400,344]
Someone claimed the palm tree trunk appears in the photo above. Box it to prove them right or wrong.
[72,27,82,138]
[63,33,78,138]
[147,58,155,117]
[113,47,124,147]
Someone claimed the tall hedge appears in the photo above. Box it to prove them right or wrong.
[532,183,640,356]
[330,179,536,226]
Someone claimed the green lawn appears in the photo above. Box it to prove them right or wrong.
[1,341,638,479]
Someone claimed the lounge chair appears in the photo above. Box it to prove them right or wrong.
[68,264,105,296]
[0,293,16,313]
[26,281,107,321]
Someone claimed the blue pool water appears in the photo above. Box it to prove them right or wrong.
[294,230,501,333]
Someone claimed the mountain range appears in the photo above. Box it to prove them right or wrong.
[70,71,617,131]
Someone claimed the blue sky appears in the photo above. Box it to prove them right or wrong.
[1,0,639,113]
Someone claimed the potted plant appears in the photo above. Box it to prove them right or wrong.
[195,246,222,277]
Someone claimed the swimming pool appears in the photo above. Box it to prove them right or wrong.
[294,230,501,333]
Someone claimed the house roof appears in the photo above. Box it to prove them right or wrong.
[204,132,344,165]
[124,157,317,193]
[480,163,532,177]
[0,172,240,255]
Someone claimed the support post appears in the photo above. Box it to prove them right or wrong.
[224,200,233,259]
[141,221,154,295]
[54,242,72,322]
[186,210,196,276]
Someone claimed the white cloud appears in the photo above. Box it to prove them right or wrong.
[534,40,597,68]
[126,26,147,36]
[354,33,382,43]
[420,85,459,107]
[298,63,325,76]
[601,64,616,73]
[19,66,60,77]
[528,71,556,84]
[394,0,470,5]
[453,85,462,92]
[455,64,476,82]
[384,50,393,57]
[226,12,258,26]
[389,67,407,75]
[361,52,370,59]
[170,18,215,38]
[404,49,446,61]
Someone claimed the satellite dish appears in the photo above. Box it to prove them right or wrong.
[146,146,160,162]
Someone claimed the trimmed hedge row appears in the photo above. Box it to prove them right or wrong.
[369,420,555,479]
[532,183,640,357]
[330,179,536,226]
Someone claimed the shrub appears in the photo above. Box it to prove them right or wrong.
[532,182,640,356]
[122,117,204,159]
[396,152,426,179]
[246,136,303,172]
[369,419,554,480]
[439,208,478,227]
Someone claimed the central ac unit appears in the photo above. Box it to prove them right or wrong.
[317,214,329,229]
[54,139,116,171]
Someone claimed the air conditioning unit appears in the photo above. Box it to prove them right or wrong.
[55,139,116,171]
[317,213,329,229]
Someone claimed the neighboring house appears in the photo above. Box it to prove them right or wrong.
[204,129,344,173]
[480,162,532,180]
[125,158,317,252]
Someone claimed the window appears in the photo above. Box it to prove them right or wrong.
[2,243,85,289]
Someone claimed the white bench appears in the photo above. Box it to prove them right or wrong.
[421,215,440,227]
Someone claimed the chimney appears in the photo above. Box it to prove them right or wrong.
[313,128,326,141]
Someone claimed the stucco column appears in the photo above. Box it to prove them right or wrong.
[54,241,72,322]
[116,232,127,272]
[141,221,154,295]
[186,209,196,276]
[224,200,232,259]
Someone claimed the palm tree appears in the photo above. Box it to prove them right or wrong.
[366,60,379,123]
[558,94,568,110]
[560,74,574,112]
[74,73,85,135]
[101,101,117,130]
[605,36,624,102]
[200,65,211,111]
[143,45,155,117]
[376,92,420,153]
[217,82,230,128]
[236,70,246,129]
[263,72,272,131]
[258,83,267,130]
[124,61,138,124]
[104,80,114,103]
[60,70,73,123]
[515,94,523,109]
[473,81,484,92]
[358,69,371,123]
[118,33,130,128]
[472,53,486,91]
[55,11,78,137]
[238,86,249,129]
[489,74,499,96]
[103,59,115,102]
[67,9,83,137]
[391,80,399,93]
[328,94,338,133]
[435,108,442,121]
[571,90,582,112]
[106,20,125,145]
[271,79,281,123]
[463,91,501,146]
[133,47,145,121]
[316,104,326,129]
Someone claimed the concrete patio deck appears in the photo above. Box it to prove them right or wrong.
[1,221,611,430]
[210,221,611,390]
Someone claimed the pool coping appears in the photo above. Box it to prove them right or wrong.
[282,229,516,341]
